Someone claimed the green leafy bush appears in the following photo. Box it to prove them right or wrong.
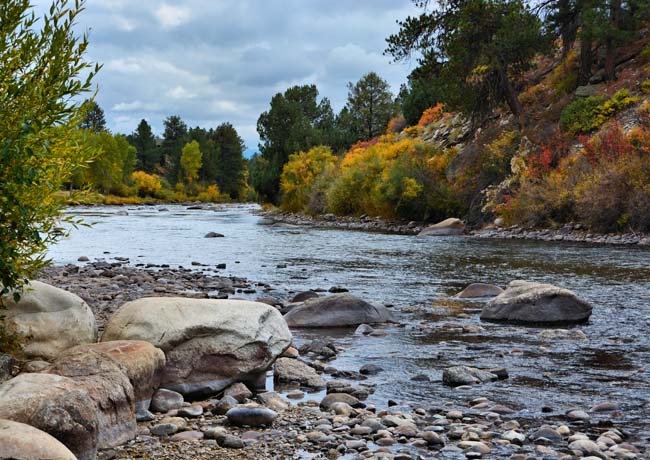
[560,90,639,134]
[559,95,607,134]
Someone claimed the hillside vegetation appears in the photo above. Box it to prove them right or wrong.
[266,2,650,234]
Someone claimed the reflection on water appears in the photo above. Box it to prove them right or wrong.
[48,204,650,436]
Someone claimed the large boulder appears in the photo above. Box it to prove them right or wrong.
[481,280,592,324]
[0,419,77,460]
[1,281,97,360]
[0,373,98,460]
[66,341,165,414]
[418,218,465,236]
[455,283,503,298]
[101,297,292,398]
[284,294,394,328]
[47,348,136,449]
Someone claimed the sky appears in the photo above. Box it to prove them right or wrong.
[36,0,420,154]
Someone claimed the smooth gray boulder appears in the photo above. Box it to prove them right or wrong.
[455,283,503,298]
[0,373,98,460]
[481,280,592,324]
[102,297,292,398]
[0,419,77,460]
[226,406,277,427]
[284,294,394,328]
[418,218,465,236]
[1,281,97,360]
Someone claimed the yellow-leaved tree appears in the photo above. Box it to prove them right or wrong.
[280,146,338,213]
[0,0,99,352]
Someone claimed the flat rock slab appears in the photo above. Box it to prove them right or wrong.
[0,419,77,460]
[455,283,503,298]
[102,297,292,399]
[284,294,394,328]
[481,280,592,324]
[418,218,465,236]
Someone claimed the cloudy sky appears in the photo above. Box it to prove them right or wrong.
[37,0,420,153]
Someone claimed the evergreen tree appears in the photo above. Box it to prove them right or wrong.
[128,119,159,173]
[344,72,397,141]
[80,99,107,133]
[386,0,547,125]
[162,115,188,183]
[256,84,333,202]
[210,123,246,199]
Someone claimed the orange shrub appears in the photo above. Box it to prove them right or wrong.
[418,103,444,127]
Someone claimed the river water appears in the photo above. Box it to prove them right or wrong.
[48,204,650,439]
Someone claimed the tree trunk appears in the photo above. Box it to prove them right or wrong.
[498,63,525,128]
[578,30,593,85]
[578,1,594,86]
[604,0,621,81]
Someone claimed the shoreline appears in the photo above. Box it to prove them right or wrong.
[29,262,649,459]
[262,210,650,246]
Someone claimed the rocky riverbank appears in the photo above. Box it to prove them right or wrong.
[262,210,650,246]
[9,262,640,459]
[471,225,650,246]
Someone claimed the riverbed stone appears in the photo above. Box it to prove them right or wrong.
[226,406,278,427]
[0,373,98,460]
[224,382,253,402]
[321,393,363,410]
[1,280,97,360]
[456,283,503,298]
[442,366,499,386]
[284,294,394,328]
[102,297,292,398]
[538,329,588,340]
[150,388,184,413]
[46,347,136,449]
[0,419,78,460]
[481,280,592,324]
[274,357,326,388]
[65,340,165,414]
[418,218,465,236]
[257,391,290,412]
[292,291,319,303]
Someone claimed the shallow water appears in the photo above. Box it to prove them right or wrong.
[49,204,650,438]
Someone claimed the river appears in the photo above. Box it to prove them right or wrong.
[48,203,650,439]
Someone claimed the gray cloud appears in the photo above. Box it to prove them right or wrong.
[35,0,419,152]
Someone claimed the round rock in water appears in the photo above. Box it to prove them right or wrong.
[284,293,394,328]
[481,280,592,324]
[0,419,77,460]
[226,406,278,427]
